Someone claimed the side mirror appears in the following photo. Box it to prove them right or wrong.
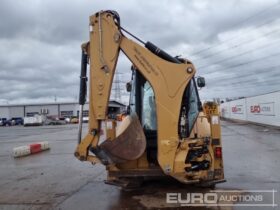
[126,82,132,92]
[197,77,206,88]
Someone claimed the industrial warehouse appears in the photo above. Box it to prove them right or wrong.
[0,100,126,119]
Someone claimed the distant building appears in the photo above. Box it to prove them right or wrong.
[0,100,126,119]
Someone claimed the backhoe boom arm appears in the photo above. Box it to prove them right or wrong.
[74,11,225,187]
[75,11,195,177]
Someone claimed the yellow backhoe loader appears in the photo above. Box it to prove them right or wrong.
[75,10,225,188]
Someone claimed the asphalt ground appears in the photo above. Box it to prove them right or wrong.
[0,121,279,210]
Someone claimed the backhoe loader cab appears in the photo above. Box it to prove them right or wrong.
[75,10,225,188]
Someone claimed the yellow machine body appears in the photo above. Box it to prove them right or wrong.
[75,10,225,187]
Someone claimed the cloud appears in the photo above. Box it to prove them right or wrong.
[0,0,280,105]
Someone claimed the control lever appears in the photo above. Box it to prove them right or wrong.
[185,160,210,172]
[185,145,208,163]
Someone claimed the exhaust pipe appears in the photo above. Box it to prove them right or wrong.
[78,49,88,144]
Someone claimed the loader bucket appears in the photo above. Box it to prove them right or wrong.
[99,114,146,163]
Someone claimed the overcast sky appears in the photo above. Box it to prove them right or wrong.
[0,0,280,105]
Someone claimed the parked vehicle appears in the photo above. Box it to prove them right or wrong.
[108,113,116,120]
[70,117,79,124]
[82,116,89,123]
[44,116,66,125]
[24,115,45,126]
[64,117,71,124]
[0,118,7,126]
[0,118,14,126]
[4,120,12,126]
[116,112,127,121]
[10,117,24,125]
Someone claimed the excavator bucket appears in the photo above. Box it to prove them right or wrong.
[99,114,146,163]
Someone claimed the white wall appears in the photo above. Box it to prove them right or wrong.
[74,103,89,117]
[229,99,247,121]
[246,91,280,127]
[221,102,230,119]
[221,91,280,127]
[60,104,76,117]
[9,107,24,118]
[0,107,9,118]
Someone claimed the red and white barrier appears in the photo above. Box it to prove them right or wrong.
[13,141,50,158]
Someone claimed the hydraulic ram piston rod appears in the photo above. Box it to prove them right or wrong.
[78,49,88,144]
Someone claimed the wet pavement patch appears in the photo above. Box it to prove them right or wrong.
[56,179,243,210]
